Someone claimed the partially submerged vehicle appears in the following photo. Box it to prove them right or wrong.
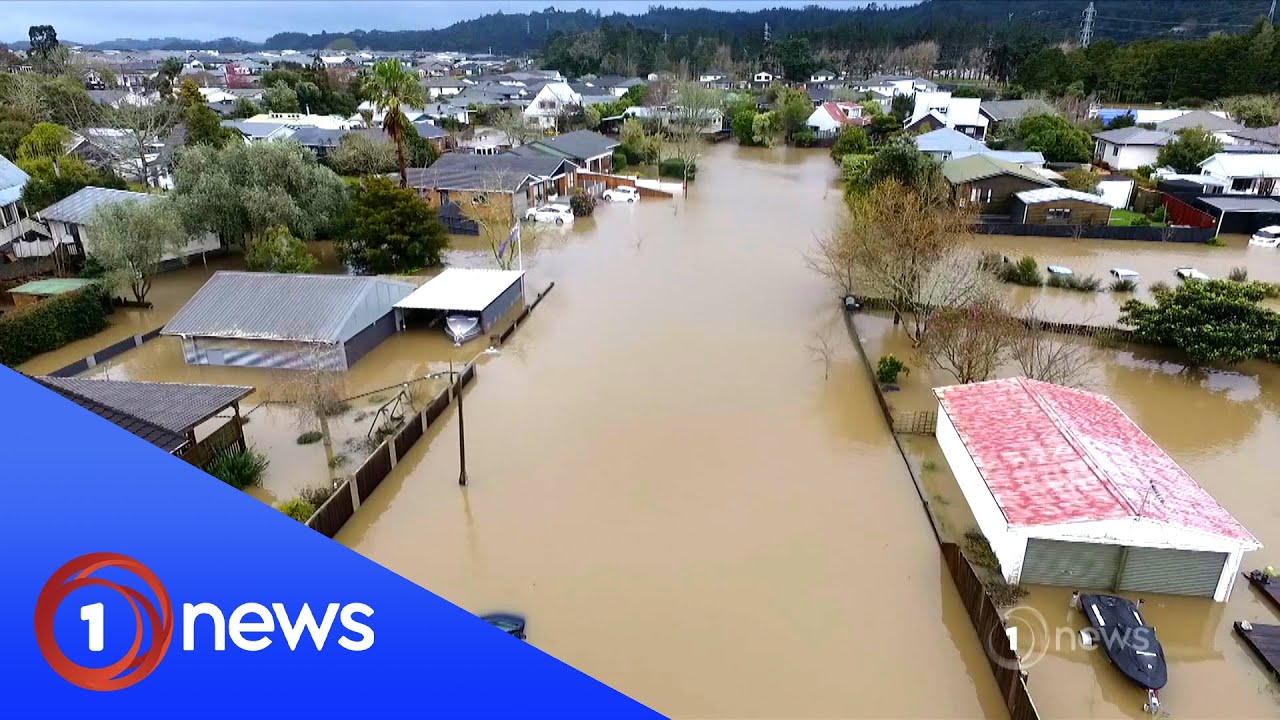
[1078,594,1167,715]
[1047,264,1074,276]
[445,315,481,346]
[1249,225,1280,248]
[1110,268,1140,282]
[480,613,527,640]
[1175,267,1210,281]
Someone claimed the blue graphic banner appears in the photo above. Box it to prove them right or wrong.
[0,366,661,718]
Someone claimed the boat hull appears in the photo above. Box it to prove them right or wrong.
[445,315,481,345]
[1080,594,1168,691]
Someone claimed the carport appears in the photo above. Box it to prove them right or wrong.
[395,268,525,336]
[1197,196,1280,236]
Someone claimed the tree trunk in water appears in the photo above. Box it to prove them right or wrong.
[320,413,336,483]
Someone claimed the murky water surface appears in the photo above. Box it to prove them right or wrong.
[16,143,1280,717]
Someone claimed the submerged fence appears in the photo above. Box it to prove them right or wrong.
[842,306,1041,720]
[972,221,1215,243]
[47,327,164,377]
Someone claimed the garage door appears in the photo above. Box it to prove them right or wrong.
[1021,539,1123,589]
[1117,547,1227,597]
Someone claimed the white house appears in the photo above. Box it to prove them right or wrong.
[699,70,730,89]
[422,76,471,99]
[935,377,1260,602]
[1091,127,1171,171]
[522,82,582,130]
[751,71,774,87]
[906,92,988,140]
[809,69,838,84]
[851,74,937,98]
[37,187,220,266]
[1198,153,1280,195]
[0,155,35,253]
[805,102,868,133]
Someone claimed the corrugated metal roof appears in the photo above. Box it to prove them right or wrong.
[1156,110,1242,133]
[0,154,31,206]
[935,377,1258,545]
[1015,187,1112,205]
[943,154,1052,186]
[1197,196,1280,213]
[405,153,571,193]
[979,99,1056,122]
[396,268,524,312]
[34,377,252,434]
[9,278,97,296]
[38,187,156,225]
[915,128,987,154]
[162,271,416,343]
[1092,127,1172,146]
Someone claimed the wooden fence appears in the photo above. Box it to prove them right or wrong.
[305,362,478,539]
[498,282,555,344]
[972,221,1215,243]
[47,327,164,377]
[576,171,675,199]
[893,410,937,435]
[850,295,1136,346]
[942,543,1041,720]
[178,416,247,470]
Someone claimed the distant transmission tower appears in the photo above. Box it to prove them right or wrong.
[1079,2,1096,48]
[1270,0,1277,24]
[526,19,531,35]
[663,29,669,42]
[763,22,771,44]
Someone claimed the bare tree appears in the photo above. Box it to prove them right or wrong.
[460,167,542,270]
[918,299,1019,384]
[818,181,992,343]
[668,82,720,193]
[1009,309,1093,387]
[806,330,835,381]
[73,102,180,186]
[490,107,540,147]
[273,346,347,480]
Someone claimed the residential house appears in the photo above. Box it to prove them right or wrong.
[417,102,469,127]
[408,121,452,152]
[805,102,870,134]
[699,70,731,89]
[809,69,839,85]
[906,92,988,140]
[452,82,528,112]
[113,60,159,91]
[1199,153,1280,195]
[751,71,775,88]
[32,377,253,469]
[163,272,416,371]
[1226,125,1280,149]
[37,187,221,265]
[1009,187,1113,225]
[1091,127,1171,170]
[621,106,726,134]
[422,76,470,99]
[914,127,987,160]
[585,75,644,97]
[509,130,619,173]
[0,155,38,255]
[67,126,184,189]
[978,98,1057,129]
[405,153,579,222]
[288,127,348,160]
[87,89,156,108]
[523,82,582,130]
[941,154,1055,215]
[1093,106,1231,127]
[851,74,936,98]
[1155,110,1245,145]
[457,128,513,156]
[806,86,835,107]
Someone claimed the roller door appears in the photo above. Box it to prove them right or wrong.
[1020,539,1123,589]
[1117,547,1226,597]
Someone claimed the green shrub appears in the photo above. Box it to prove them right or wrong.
[296,430,323,445]
[964,529,1000,572]
[1254,281,1280,299]
[790,129,817,147]
[985,578,1029,608]
[659,157,696,180]
[276,497,317,522]
[299,484,336,508]
[1229,266,1249,282]
[1149,280,1170,294]
[0,286,109,366]
[207,448,268,490]
[568,190,596,217]
[998,256,1043,287]
[245,226,317,274]
[1110,278,1138,293]
[1049,273,1101,292]
[1149,206,1169,224]
[876,354,907,384]
[611,151,628,172]
[1129,214,1152,227]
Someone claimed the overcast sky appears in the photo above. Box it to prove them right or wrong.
[6,1,894,44]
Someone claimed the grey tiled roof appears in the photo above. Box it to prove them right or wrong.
[1227,125,1280,147]
[1092,127,1172,146]
[35,378,186,452]
[0,154,30,206]
[35,377,252,437]
[979,99,1057,122]
[405,153,573,192]
[162,271,415,343]
[1156,110,1244,133]
[37,187,156,225]
[535,130,619,161]
[290,127,348,149]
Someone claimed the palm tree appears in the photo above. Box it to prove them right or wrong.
[366,59,425,188]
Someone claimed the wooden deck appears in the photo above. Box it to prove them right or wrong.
[1234,622,1280,679]
[1244,572,1280,613]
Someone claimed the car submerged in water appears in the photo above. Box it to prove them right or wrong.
[480,613,527,640]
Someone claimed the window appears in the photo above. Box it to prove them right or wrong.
[0,203,12,227]
[1111,145,1118,156]
[1046,207,1072,220]
[1232,178,1255,192]
[471,193,489,205]
[969,188,981,203]
[984,188,993,203]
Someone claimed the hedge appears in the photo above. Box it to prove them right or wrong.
[659,158,697,180]
[0,286,109,366]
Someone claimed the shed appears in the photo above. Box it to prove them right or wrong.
[1010,187,1113,225]
[943,155,1054,215]
[7,278,97,309]
[1196,195,1280,236]
[935,377,1259,601]
[395,268,525,337]
[162,271,416,371]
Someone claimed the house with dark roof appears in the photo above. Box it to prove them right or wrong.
[422,76,471,99]
[36,187,221,267]
[1226,125,1280,149]
[942,154,1056,215]
[1155,110,1246,145]
[978,98,1057,128]
[1092,127,1172,170]
[508,130,619,173]
[405,152,579,222]
[33,376,254,469]
[162,271,417,371]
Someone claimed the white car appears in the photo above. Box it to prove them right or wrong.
[1110,268,1140,282]
[524,204,574,225]
[1046,264,1074,276]
[1249,225,1280,247]
[602,186,640,203]
[1175,267,1210,281]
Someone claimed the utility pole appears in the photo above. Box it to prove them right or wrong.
[1271,0,1277,24]
[1079,2,1096,49]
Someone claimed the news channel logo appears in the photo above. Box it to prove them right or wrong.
[34,552,375,691]
[982,601,1150,672]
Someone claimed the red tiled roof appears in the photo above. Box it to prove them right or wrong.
[935,377,1257,543]
[821,102,870,127]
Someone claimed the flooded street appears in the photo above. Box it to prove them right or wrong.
[858,312,1280,719]
[337,144,1006,718]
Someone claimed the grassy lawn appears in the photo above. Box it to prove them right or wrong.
[1109,208,1166,227]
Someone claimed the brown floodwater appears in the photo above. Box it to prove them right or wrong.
[856,312,1280,719]
[333,145,1010,717]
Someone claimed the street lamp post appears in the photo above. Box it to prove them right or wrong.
[430,360,468,487]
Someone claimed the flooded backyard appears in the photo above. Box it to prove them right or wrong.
[13,140,1280,717]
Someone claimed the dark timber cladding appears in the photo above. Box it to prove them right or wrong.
[1009,187,1113,225]
[1233,623,1280,679]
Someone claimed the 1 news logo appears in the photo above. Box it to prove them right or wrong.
[34,552,375,691]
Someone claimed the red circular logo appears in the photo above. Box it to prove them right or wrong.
[33,553,173,691]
